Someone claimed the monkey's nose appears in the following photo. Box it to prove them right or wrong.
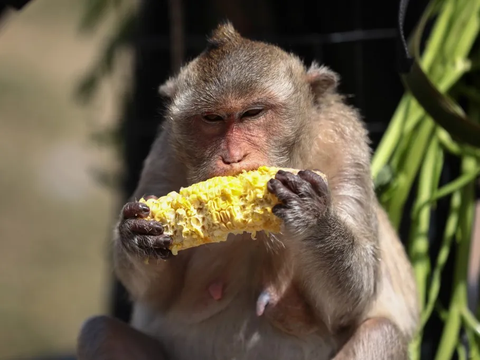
[221,153,247,165]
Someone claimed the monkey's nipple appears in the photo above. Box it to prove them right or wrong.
[256,290,272,316]
[207,280,224,301]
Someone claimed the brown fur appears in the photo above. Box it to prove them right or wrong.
[77,22,419,360]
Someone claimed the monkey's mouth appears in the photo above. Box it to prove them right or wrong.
[208,163,270,179]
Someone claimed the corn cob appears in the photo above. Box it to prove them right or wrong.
[139,166,327,255]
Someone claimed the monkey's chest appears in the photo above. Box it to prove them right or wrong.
[172,279,320,335]
[154,240,334,359]
[169,243,320,336]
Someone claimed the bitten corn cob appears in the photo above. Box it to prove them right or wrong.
[139,166,327,255]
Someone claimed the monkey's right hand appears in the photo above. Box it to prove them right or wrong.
[118,197,173,260]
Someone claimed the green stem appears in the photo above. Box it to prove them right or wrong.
[465,326,480,360]
[434,156,477,360]
[371,98,411,179]
[461,307,480,337]
[420,190,461,327]
[385,119,435,229]
[437,128,480,159]
[456,343,467,360]
[409,135,443,303]
[412,168,480,219]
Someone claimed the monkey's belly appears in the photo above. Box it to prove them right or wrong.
[134,238,336,359]
[138,300,336,360]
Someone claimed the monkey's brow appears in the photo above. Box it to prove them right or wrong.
[207,95,276,110]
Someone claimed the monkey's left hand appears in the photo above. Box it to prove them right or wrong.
[267,169,331,237]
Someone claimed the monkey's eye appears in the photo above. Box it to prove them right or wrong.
[202,113,224,122]
[241,108,264,119]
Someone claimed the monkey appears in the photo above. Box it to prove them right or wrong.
[77,22,419,360]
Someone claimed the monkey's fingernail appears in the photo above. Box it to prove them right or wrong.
[123,202,149,219]
[144,195,158,200]
[138,203,150,215]
[256,290,271,316]
[150,223,164,235]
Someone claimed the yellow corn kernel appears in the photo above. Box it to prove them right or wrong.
[139,166,327,255]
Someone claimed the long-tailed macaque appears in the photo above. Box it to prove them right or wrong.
[77,22,419,360]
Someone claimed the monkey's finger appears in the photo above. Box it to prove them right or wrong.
[276,170,314,199]
[138,235,173,259]
[122,202,151,219]
[126,219,165,236]
[271,204,290,220]
[120,231,173,259]
[154,247,173,260]
[267,178,297,202]
[297,170,329,198]
[136,234,173,250]
[133,235,173,260]
[275,170,298,190]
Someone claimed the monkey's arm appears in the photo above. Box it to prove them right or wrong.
[132,125,189,201]
[76,129,186,360]
[113,126,188,302]
[268,166,380,331]
[331,318,408,360]
[325,219,418,360]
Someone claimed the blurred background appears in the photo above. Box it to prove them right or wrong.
[0,0,126,358]
[0,0,478,359]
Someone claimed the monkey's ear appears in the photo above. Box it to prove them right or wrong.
[306,63,338,97]
[158,77,177,99]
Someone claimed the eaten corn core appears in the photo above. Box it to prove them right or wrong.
[139,166,326,255]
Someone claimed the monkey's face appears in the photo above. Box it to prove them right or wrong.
[161,24,337,185]
[170,89,303,184]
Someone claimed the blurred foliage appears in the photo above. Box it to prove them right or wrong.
[75,0,138,190]
[371,0,480,358]
[78,0,124,33]
[76,0,137,103]
[0,1,117,357]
